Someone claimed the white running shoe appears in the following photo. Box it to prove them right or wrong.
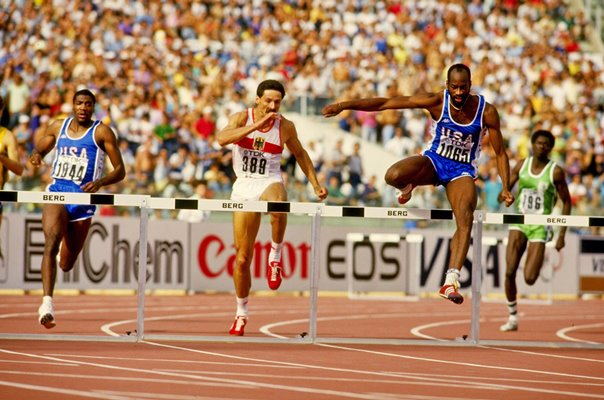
[499,319,518,332]
[38,301,56,329]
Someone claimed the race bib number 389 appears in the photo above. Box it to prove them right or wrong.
[52,154,87,184]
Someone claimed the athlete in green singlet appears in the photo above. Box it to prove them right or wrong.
[499,130,571,331]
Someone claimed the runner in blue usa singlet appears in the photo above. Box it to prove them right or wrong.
[322,64,514,306]
[423,90,486,185]
[30,88,126,330]
[48,117,104,221]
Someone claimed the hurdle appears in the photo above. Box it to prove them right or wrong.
[1,189,603,349]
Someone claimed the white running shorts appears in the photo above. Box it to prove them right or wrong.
[230,176,283,201]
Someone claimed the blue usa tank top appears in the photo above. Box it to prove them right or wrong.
[50,117,104,191]
[426,90,486,166]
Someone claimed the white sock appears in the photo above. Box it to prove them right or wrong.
[444,268,460,286]
[507,301,518,321]
[236,297,248,317]
[43,295,53,305]
[269,241,282,264]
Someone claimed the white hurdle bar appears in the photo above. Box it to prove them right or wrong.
[1,190,603,347]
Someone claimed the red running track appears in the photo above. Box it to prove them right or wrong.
[0,293,602,400]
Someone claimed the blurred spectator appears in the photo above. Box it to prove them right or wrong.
[376,83,402,144]
[325,138,347,183]
[360,175,382,207]
[195,106,216,143]
[6,73,30,130]
[134,137,156,189]
[355,109,379,143]
[326,175,346,205]
[177,180,212,223]
[482,168,503,212]
[13,114,32,151]
[347,142,364,198]
[385,126,416,158]
[0,0,602,217]
[306,140,324,174]
[568,173,588,208]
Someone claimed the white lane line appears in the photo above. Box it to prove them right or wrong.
[0,379,135,400]
[101,308,310,336]
[409,319,470,341]
[0,370,241,389]
[142,341,502,391]
[380,371,604,387]
[315,344,604,398]
[0,305,223,321]
[0,359,78,366]
[0,347,383,400]
[0,350,80,366]
[557,323,604,345]
[100,312,234,336]
[156,368,496,389]
[317,343,604,382]
[94,390,232,400]
[143,341,604,399]
[259,313,470,339]
[45,354,303,369]
[478,345,604,363]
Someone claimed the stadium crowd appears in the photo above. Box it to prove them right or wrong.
[1,0,603,224]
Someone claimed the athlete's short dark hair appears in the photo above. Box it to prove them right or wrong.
[531,130,555,147]
[73,89,96,105]
[447,63,471,82]
[257,80,286,99]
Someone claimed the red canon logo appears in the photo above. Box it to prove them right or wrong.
[197,235,311,279]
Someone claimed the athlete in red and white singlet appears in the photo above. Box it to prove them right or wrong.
[217,79,327,336]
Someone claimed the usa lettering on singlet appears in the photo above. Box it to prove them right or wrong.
[516,157,557,215]
[426,90,487,165]
[232,108,283,179]
[50,117,105,190]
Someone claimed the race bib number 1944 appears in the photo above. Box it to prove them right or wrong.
[52,155,87,184]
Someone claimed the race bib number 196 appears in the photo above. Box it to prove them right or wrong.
[520,189,544,214]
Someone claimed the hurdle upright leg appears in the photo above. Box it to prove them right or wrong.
[308,206,322,342]
[136,199,150,342]
[470,210,484,344]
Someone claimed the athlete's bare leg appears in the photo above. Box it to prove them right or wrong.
[260,182,288,243]
[523,242,546,286]
[504,230,528,302]
[232,211,262,298]
[445,176,478,271]
[384,155,437,196]
[59,218,92,272]
[501,229,529,331]
[41,205,69,297]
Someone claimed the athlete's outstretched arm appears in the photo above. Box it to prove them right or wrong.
[485,103,514,207]
[322,92,442,117]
